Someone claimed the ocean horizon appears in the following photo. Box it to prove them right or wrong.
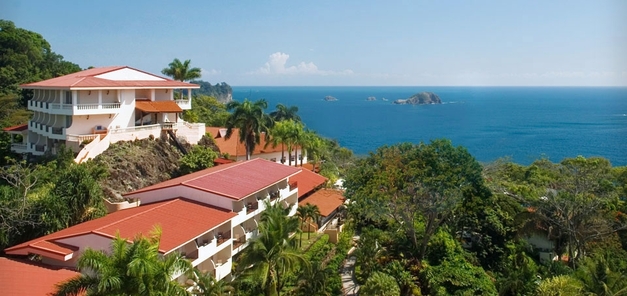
[231,86,627,166]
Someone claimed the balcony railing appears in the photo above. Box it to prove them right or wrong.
[11,143,27,151]
[51,127,64,135]
[29,101,121,113]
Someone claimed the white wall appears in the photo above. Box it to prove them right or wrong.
[66,114,112,135]
[77,90,98,104]
[95,68,166,81]
[154,89,171,101]
[52,233,114,267]
[101,89,118,103]
[126,186,235,210]
[110,89,136,129]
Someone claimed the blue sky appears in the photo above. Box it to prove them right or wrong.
[2,0,626,86]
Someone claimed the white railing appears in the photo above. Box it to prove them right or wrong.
[11,143,27,151]
[67,134,99,143]
[102,103,121,109]
[50,103,73,110]
[76,104,99,110]
[110,124,161,134]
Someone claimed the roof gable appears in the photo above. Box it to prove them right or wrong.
[291,169,327,197]
[95,67,166,81]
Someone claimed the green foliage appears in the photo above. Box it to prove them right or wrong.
[267,119,304,166]
[0,156,107,250]
[0,19,81,97]
[53,227,191,296]
[361,271,401,296]
[179,145,218,175]
[574,250,627,296]
[270,104,301,123]
[536,275,583,296]
[225,99,273,160]
[236,201,307,296]
[421,231,497,295]
[182,95,230,126]
[345,139,485,259]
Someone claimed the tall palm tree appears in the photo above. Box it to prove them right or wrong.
[269,104,301,123]
[237,201,307,296]
[296,205,310,248]
[267,120,289,164]
[54,227,191,296]
[298,130,325,168]
[161,58,202,100]
[267,120,303,166]
[303,204,321,239]
[225,99,272,160]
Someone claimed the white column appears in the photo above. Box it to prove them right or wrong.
[151,89,155,101]
[98,90,102,109]
[187,88,191,101]
[72,91,77,105]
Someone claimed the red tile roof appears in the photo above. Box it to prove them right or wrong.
[20,66,200,90]
[206,127,293,157]
[2,123,28,132]
[299,189,345,217]
[135,100,183,113]
[5,198,236,256]
[291,169,327,197]
[125,158,302,200]
[0,257,83,296]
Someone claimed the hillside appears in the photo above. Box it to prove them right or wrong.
[93,138,184,201]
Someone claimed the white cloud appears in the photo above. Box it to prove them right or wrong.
[201,68,221,76]
[249,52,353,76]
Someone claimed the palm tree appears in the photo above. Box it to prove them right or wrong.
[298,130,325,168]
[161,58,202,100]
[267,120,289,164]
[267,120,303,166]
[237,201,307,296]
[270,104,301,123]
[54,227,191,296]
[225,99,272,160]
[188,269,235,296]
[295,260,333,296]
[303,203,321,239]
[296,205,309,248]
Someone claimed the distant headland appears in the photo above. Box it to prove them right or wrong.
[393,92,441,105]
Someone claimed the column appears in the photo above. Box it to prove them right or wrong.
[98,90,102,109]
[151,89,155,101]
[187,88,191,101]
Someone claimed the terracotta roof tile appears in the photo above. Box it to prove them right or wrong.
[2,123,28,132]
[125,159,302,200]
[135,100,183,113]
[291,169,327,197]
[299,189,345,217]
[20,66,199,89]
[0,257,83,296]
[206,127,291,157]
[5,198,236,256]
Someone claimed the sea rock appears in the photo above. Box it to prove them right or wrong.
[393,92,441,105]
[324,95,338,101]
[366,96,376,101]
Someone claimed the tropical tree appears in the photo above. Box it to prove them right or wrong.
[54,227,192,296]
[225,99,272,160]
[236,201,307,296]
[267,119,303,166]
[188,269,235,296]
[270,104,301,123]
[161,58,202,100]
[302,203,321,239]
[536,275,583,296]
[301,130,325,170]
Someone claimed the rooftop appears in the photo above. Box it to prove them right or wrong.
[20,66,200,90]
[2,123,28,132]
[291,169,327,197]
[299,189,345,217]
[206,127,292,157]
[0,257,82,296]
[5,198,236,257]
[124,158,302,200]
[135,100,183,113]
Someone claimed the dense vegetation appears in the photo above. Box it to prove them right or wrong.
[190,80,233,103]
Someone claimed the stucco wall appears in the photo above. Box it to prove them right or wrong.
[77,90,98,104]
[95,68,165,81]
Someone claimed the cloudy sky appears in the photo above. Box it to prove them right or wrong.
[2,0,626,86]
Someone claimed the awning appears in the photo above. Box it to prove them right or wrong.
[135,101,183,113]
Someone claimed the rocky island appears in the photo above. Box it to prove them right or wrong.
[324,95,338,101]
[366,96,376,101]
[393,92,441,105]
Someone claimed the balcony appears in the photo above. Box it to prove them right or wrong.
[175,99,191,110]
[10,143,27,153]
[28,100,121,115]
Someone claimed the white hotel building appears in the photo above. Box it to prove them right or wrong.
[4,66,205,162]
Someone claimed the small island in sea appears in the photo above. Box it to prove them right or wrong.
[366,96,376,101]
[324,95,338,101]
[393,92,441,105]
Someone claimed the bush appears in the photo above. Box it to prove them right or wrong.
[361,271,401,296]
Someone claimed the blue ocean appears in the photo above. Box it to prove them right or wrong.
[232,87,627,166]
